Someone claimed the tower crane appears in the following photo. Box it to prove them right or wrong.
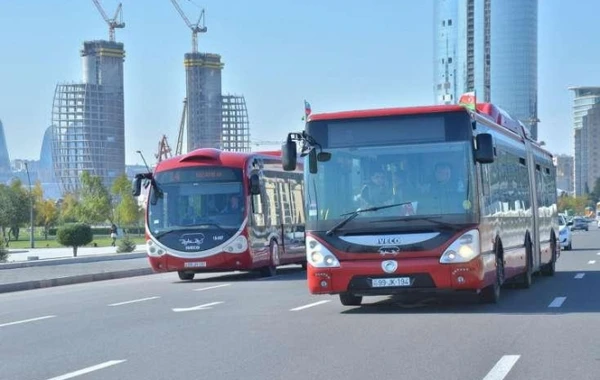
[169,0,207,53]
[91,0,125,42]
[175,98,188,156]
[156,135,173,163]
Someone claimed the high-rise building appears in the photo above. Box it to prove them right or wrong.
[185,52,223,151]
[38,126,56,183]
[570,87,600,195]
[555,154,574,194]
[0,119,10,174]
[433,0,538,139]
[51,40,125,193]
[221,94,251,152]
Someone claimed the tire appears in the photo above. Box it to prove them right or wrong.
[178,271,195,281]
[339,292,362,306]
[517,239,533,289]
[566,241,572,251]
[260,240,279,277]
[541,239,557,277]
[480,250,503,304]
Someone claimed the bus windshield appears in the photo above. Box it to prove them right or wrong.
[147,166,245,248]
[305,141,476,232]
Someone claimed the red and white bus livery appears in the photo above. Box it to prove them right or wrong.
[133,148,306,280]
[281,96,559,305]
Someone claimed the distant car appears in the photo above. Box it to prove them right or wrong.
[571,217,588,231]
[558,215,572,250]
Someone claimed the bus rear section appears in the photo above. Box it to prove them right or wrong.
[136,149,306,280]
[281,100,559,306]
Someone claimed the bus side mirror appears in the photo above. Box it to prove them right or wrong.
[282,139,297,171]
[475,133,494,163]
[132,177,142,197]
[249,174,261,195]
[308,149,318,174]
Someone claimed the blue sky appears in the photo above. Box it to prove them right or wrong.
[0,0,599,165]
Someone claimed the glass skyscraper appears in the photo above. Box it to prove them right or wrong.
[433,0,538,140]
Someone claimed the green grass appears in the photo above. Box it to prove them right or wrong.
[6,235,146,249]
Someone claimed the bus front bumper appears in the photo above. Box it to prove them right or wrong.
[307,255,494,296]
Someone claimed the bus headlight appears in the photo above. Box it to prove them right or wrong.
[224,235,248,254]
[146,239,165,257]
[440,229,480,264]
[306,236,340,268]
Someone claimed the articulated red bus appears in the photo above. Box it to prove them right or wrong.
[281,96,559,305]
[133,148,306,280]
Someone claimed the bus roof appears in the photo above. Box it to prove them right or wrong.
[155,148,281,172]
[308,104,466,122]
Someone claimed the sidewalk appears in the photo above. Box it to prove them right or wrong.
[0,245,155,294]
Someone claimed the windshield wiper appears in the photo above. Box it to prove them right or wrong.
[369,215,456,229]
[326,201,416,236]
[154,226,199,239]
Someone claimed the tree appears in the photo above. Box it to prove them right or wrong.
[111,173,143,232]
[4,180,29,240]
[0,238,8,262]
[59,192,80,224]
[37,200,59,240]
[56,223,93,257]
[78,171,112,224]
[0,185,16,239]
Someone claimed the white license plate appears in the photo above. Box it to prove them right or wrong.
[371,277,411,288]
[184,261,206,268]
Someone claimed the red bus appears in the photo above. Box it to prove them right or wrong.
[132,148,306,280]
[281,97,559,305]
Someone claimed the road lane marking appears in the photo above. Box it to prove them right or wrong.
[193,284,231,292]
[290,300,331,311]
[597,252,600,255]
[482,355,520,380]
[548,297,567,308]
[108,296,160,307]
[574,273,585,279]
[588,260,596,264]
[172,301,223,312]
[0,315,56,328]
[46,360,126,380]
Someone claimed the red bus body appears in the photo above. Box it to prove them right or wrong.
[286,101,559,305]
[140,148,306,280]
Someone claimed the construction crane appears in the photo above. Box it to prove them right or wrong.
[170,0,207,53]
[156,135,173,163]
[175,98,188,156]
[91,0,125,42]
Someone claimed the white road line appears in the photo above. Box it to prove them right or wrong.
[108,296,160,307]
[290,300,331,311]
[193,284,231,292]
[588,260,596,264]
[46,360,126,380]
[0,315,56,328]
[597,252,600,256]
[172,301,223,312]
[482,355,520,380]
[548,296,567,308]
[574,273,585,279]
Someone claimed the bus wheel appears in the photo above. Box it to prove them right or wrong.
[260,240,279,277]
[480,251,503,304]
[178,271,195,281]
[339,292,362,306]
[541,240,557,277]
[517,238,533,289]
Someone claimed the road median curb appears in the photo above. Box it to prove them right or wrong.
[0,267,155,294]
[0,252,147,270]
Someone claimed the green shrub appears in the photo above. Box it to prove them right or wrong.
[117,235,137,253]
[56,223,93,257]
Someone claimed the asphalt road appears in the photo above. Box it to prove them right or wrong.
[1,229,600,380]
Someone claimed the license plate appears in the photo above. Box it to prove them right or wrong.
[371,277,411,288]
[184,261,206,268]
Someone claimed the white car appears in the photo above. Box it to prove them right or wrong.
[558,214,572,250]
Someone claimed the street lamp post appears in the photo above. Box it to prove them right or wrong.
[24,162,34,249]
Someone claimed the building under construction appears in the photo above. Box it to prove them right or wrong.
[185,52,224,151]
[221,94,251,152]
[51,40,125,193]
